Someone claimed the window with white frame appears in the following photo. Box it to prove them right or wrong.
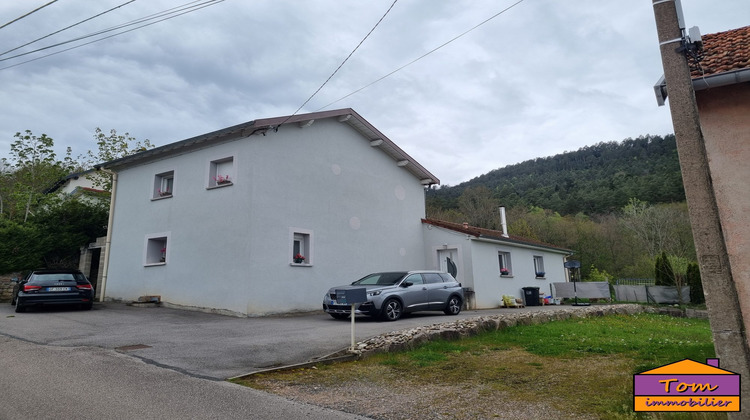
[498,251,512,276]
[290,229,312,265]
[534,255,545,277]
[145,234,169,265]
[209,156,234,188]
[153,171,174,198]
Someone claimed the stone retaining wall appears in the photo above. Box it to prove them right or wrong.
[352,304,707,357]
[0,273,21,302]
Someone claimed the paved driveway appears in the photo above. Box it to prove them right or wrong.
[0,302,571,379]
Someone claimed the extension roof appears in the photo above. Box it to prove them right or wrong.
[691,25,750,78]
[97,108,439,186]
[422,218,573,254]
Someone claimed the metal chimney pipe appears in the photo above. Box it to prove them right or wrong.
[499,206,509,238]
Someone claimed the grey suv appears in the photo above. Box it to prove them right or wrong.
[323,271,464,321]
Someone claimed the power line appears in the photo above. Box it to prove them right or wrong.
[277,0,399,128]
[0,0,60,31]
[316,0,527,111]
[0,0,137,58]
[0,0,223,66]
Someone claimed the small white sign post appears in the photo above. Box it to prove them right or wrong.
[335,288,368,352]
[350,303,356,351]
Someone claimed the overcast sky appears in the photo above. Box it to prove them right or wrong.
[0,0,747,186]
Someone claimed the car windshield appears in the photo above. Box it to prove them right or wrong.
[354,272,407,286]
[30,273,83,283]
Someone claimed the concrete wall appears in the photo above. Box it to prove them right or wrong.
[697,83,750,345]
[105,118,428,316]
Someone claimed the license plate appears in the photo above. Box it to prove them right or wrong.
[47,287,71,292]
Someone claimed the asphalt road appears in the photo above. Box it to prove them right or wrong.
[0,334,371,420]
[0,302,583,419]
[0,302,565,379]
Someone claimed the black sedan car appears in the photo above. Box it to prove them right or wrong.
[11,269,95,313]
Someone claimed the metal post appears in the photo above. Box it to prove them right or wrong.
[350,303,356,352]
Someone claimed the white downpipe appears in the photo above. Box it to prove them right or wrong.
[96,167,118,302]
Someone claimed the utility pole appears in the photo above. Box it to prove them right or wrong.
[652,0,750,415]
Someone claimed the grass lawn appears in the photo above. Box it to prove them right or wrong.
[235,313,725,419]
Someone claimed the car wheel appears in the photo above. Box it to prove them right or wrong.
[381,299,402,321]
[329,313,349,320]
[443,296,462,315]
[15,299,25,313]
[82,302,93,311]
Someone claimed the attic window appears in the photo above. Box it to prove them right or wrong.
[153,171,174,199]
[208,156,234,188]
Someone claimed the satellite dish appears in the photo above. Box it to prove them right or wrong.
[564,260,581,269]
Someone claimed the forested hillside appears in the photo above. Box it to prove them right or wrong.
[425,134,699,284]
[428,134,684,216]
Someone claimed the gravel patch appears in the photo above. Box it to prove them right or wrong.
[244,304,646,419]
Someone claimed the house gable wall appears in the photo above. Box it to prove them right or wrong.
[697,82,750,332]
[106,118,427,315]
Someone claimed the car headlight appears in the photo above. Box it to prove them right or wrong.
[368,290,382,297]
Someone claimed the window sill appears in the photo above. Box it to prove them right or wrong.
[290,262,312,267]
[500,275,513,278]
[152,195,173,201]
[207,182,233,190]
[145,262,166,267]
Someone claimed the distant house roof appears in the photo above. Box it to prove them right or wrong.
[43,169,97,194]
[422,218,573,254]
[654,25,750,105]
[98,108,439,186]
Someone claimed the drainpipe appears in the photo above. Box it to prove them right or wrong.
[94,165,117,302]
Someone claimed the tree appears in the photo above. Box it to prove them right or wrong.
[5,131,75,222]
[621,199,695,260]
[31,197,108,268]
[80,128,153,191]
[687,262,704,304]
[0,218,44,272]
[457,186,501,229]
[654,252,675,286]
[0,198,108,272]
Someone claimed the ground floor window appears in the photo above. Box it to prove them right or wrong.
[498,251,512,276]
[290,228,312,266]
[534,255,545,277]
[145,233,169,266]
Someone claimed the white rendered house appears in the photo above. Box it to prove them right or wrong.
[422,218,572,308]
[98,109,439,316]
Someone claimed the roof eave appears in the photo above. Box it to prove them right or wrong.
[96,108,440,186]
[654,68,750,106]
[472,235,574,255]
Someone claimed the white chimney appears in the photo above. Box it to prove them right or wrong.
[499,206,509,238]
